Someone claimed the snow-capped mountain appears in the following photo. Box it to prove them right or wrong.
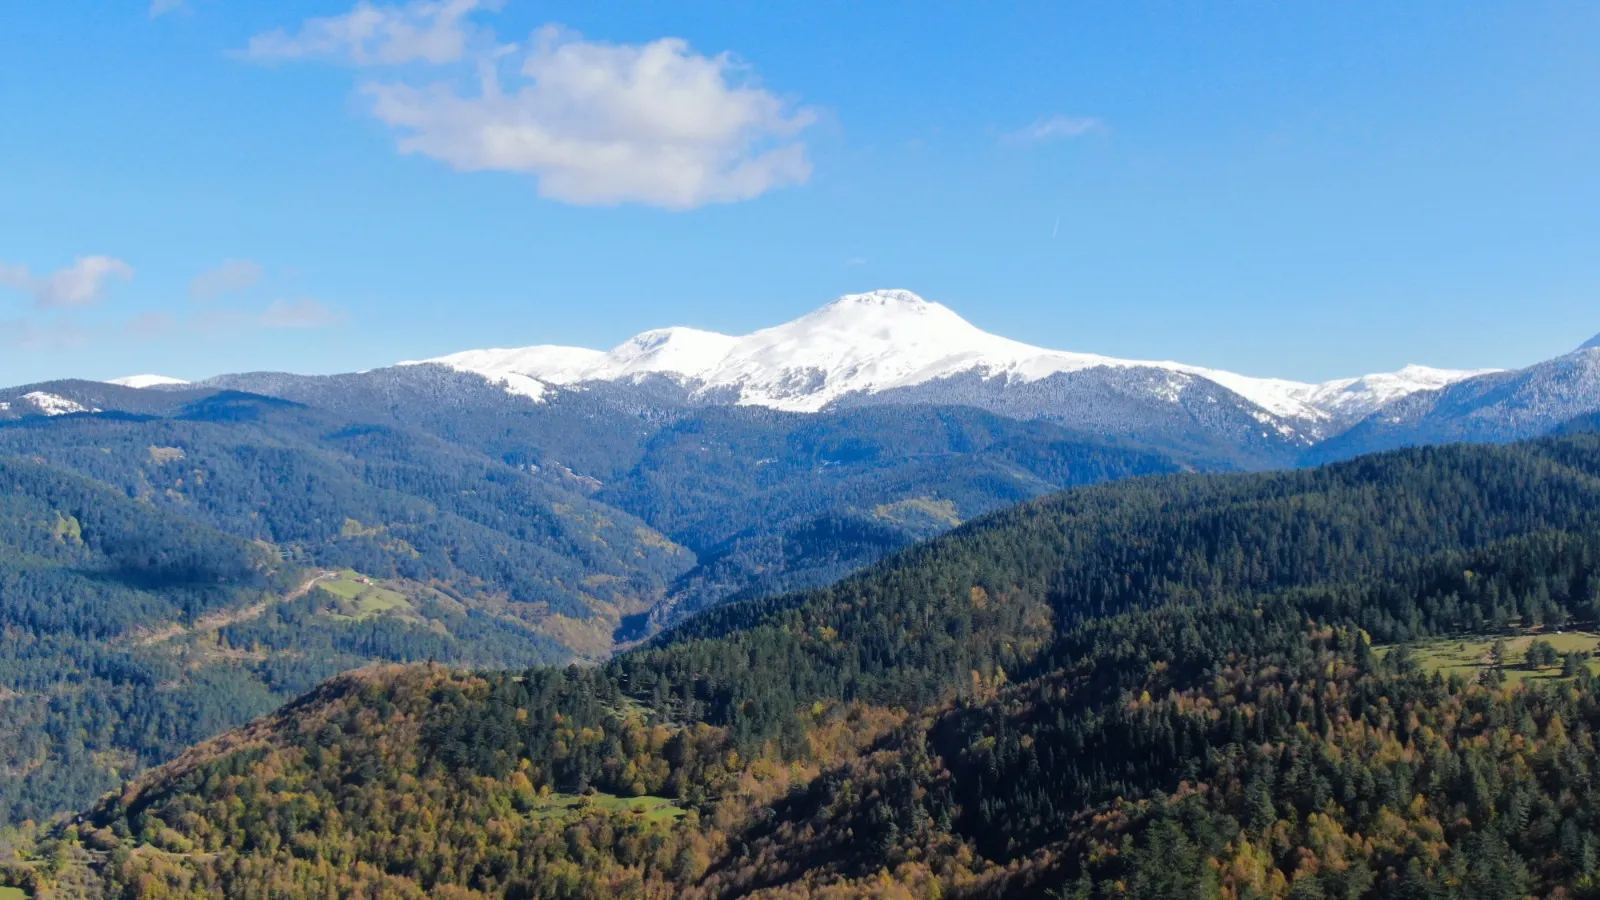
[407,289,1489,442]
[1307,339,1600,462]
[107,374,190,388]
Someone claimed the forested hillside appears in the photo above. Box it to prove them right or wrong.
[0,392,691,622]
[1,381,1185,635]
[14,432,1600,897]
[198,370,1192,624]
[597,404,1182,630]
[0,454,294,825]
[0,389,1179,830]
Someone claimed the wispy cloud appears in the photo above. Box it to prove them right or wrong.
[241,0,500,66]
[190,308,253,335]
[241,5,816,209]
[150,0,186,16]
[0,256,134,308]
[191,259,264,301]
[259,297,344,329]
[124,311,179,341]
[844,257,868,266]
[0,318,91,350]
[1000,114,1105,146]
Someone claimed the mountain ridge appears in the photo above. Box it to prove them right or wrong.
[405,289,1494,440]
[1307,341,1600,462]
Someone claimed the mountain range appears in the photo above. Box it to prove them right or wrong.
[2,288,1594,645]
[405,289,1498,453]
[9,290,1594,470]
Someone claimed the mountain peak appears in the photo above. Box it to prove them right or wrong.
[1580,333,1600,352]
[407,289,1491,424]
[600,327,739,380]
[107,374,190,389]
[826,289,934,310]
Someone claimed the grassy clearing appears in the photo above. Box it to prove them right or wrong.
[316,570,412,620]
[0,886,28,900]
[1378,632,1600,685]
[528,792,684,824]
[874,497,963,528]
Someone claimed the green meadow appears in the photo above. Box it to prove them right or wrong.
[1379,631,1600,686]
[528,791,685,824]
[316,570,412,620]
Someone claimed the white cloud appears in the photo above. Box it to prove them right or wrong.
[1001,114,1105,146]
[260,298,344,329]
[242,5,815,209]
[242,0,498,66]
[368,28,815,208]
[191,259,264,301]
[150,0,186,17]
[0,256,134,308]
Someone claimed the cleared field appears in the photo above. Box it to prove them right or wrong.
[1379,632,1600,686]
[0,886,28,900]
[315,570,412,620]
[529,792,684,824]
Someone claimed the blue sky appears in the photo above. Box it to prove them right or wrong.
[1,1,1597,386]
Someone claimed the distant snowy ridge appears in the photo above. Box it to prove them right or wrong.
[404,289,1493,437]
[21,392,98,416]
[108,374,190,388]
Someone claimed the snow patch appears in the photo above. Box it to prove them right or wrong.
[22,392,98,416]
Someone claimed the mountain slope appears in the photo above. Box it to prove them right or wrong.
[38,432,1600,898]
[0,386,1188,828]
[0,392,691,823]
[0,454,292,823]
[0,392,692,627]
[597,404,1183,632]
[1307,342,1600,462]
[166,369,1194,631]
[0,378,216,420]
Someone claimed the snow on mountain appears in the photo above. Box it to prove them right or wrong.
[585,327,743,382]
[21,392,97,416]
[1285,364,1502,425]
[107,374,191,388]
[400,345,604,400]
[1581,333,1600,352]
[1306,340,1600,463]
[406,289,1490,436]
